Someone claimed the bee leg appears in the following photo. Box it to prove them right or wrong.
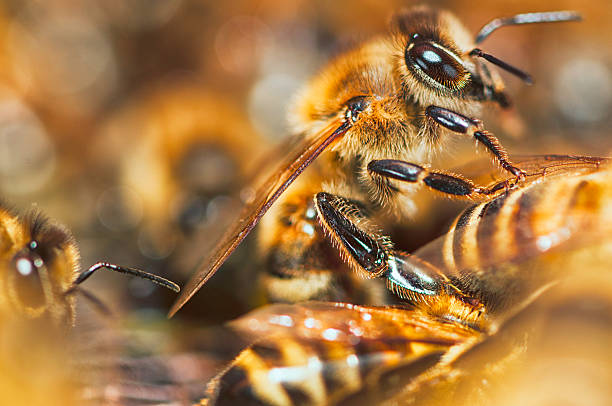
[387,251,484,313]
[368,159,511,199]
[314,192,390,278]
[425,105,526,182]
[260,191,386,303]
[314,193,484,312]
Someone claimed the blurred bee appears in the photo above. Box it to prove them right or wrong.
[111,81,266,264]
[0,201,179,324]
[108,80,270,319]
[0,200,180,405]
[201,154,612,406]
[170,7,581,314]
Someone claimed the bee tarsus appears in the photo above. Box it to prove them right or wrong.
[425,105,525,180]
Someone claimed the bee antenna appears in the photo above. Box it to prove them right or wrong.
[470,48,533,85]
[72,262,181,293]
[475,11,581,44]
[64,285,114,317]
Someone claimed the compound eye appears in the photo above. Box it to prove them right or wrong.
[12,251,46,308]
[405,42,469,91]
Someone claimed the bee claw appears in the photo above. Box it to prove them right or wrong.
[507,168,527,189]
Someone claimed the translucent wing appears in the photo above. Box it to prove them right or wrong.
[461,154,607,196]
[169,119,351,316]
[228,301,479,344]
[83,352,222,405]
[74,307,241,406]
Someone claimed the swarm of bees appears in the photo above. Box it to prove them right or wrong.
[1,3,611,406]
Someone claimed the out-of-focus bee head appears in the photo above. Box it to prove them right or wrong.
[0,204,78,324]
[0,204,82,405]
[0,201,183,405]
[110,81,265,263]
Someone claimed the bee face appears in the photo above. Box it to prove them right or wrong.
[283,7,520,223]
[0,207,78,322]
[292,7,499,134]
[0,207,81,405]
[0,201,182,405]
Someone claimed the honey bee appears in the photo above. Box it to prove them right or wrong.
[0,201,180,324]
[201,154,612,405]
[169,7,581,315]
[0,200,180,405]
[112,81,266,263]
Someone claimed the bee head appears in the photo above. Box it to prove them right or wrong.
[0,209,77,323]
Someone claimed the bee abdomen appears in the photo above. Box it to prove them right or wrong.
[442,173,607,273]
[205,336,446,406]
[431,172,610,312]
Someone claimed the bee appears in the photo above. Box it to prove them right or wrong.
[0,200,180,405]
[0,201,180,324]
[169,7,581,315]
[112,81,266,263]
[201,154,612,406]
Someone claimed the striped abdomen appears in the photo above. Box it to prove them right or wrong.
[204,336,450,406]
[202,302,478,406]
[417,168,612,310]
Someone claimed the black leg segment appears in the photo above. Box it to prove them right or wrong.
[314,192,389,277]
[367,160,424,182]
[425,105,526,181]
[423,173,474,196]
[368,159,506,199]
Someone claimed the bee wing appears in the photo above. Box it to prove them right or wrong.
[84,352,223,405]
[413,155,611,297]
[464,154,607,188]
[75,310,239,406]
[228,301,478,345]
[169,119,351,316]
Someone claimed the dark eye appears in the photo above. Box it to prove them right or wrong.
[405,41,469,91]
[12,251,46,308]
